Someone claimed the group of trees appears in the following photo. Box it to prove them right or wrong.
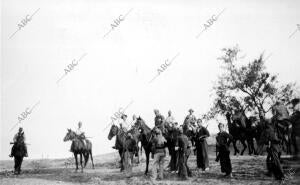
[203,45,298,121]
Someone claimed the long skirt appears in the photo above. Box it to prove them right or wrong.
[219,148,232,175]
[196,140,209,170]
[266,146,284,180]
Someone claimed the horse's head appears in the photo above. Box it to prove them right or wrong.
[108,124,119,140]
[63,129,76,142]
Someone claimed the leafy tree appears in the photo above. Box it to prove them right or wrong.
[203,45,298,121]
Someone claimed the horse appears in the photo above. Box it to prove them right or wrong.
[226,112,249,155]
[108,124,140,171]
[10,138,27,174]
[134,117,156,175]
[63,129,94,172]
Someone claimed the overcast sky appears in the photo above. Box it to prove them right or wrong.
[1,0,300,160]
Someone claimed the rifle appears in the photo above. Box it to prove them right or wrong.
[10,142,30,145]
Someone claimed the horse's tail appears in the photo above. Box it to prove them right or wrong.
[84,152,89,167]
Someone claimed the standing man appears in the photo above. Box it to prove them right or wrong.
[151,129,167,181]
[123,133,137,178]
[264,121,285,180]
[167,122,179,173]
[154,109,165,134]
[289,98,300,158]
[216,123,233,178]
[195,119,210,171]
[176,127,192,180]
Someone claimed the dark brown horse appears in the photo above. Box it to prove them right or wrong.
[226,112,249,155]
[134,117,156,175]
[10,139,27,174]
[108,124,140,171]
[63,129,94,172]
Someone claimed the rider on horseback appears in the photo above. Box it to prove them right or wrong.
[183,109,196,135]
[112,114,128,149]
[10,127,28,157]
[272,99,290,128]
[232,109,247,129]
[154,109,166,134]
[75,121,86,146]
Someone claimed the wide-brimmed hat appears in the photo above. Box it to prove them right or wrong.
[289,98,300,106]
[121,114,127,119]
[188,109,194,113]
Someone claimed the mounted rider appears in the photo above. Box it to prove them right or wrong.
[272,99,291,140]
[165,110,175,128]
[184,109,197,127]
[112,114,128,150]
[232,109,247,129]
[154,109,166,134]
[120,114,129,132]
[10,127,28,157]
[272,99,290,125]
[183,109,196,143]
[75,121,86,146]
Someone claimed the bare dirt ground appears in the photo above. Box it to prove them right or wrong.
[1,145,299,185]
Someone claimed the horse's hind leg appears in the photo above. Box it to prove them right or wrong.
[145,150,150,175]
[84,152,89,168]
[136,147,140,164]
[80,153,83,173]
[241,140,247,156]
[89,150,95,169]
[232,140,239,155]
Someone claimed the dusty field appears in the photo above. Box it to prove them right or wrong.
[0,146,299,185]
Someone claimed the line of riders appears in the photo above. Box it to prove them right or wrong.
[9,98,300,181]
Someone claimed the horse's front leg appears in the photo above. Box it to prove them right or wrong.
[74,153,78,172]
[80,153,83,173]
[136,147,140,164]
[145,150,150,175]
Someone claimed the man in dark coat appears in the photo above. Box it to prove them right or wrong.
[264,121,285,180]
[176,127,192,180]
[167,122,179,172]
[195,119,210,171]
[289,98,300,158]
[216,123,233,177]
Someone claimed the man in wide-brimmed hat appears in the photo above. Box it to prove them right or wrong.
[184,109,197,126]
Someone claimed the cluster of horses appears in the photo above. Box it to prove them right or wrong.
[61,110,298,174]
[225,112,295,156]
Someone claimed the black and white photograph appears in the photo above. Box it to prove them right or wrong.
[1,0,300,184]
